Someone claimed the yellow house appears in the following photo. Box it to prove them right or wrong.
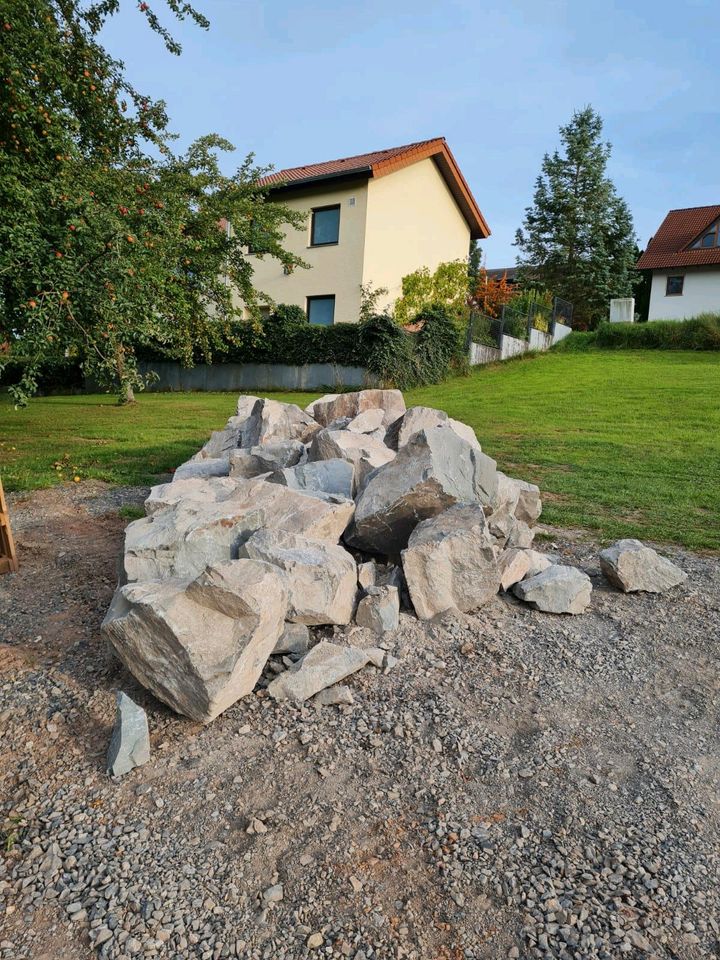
[247,138,490,325]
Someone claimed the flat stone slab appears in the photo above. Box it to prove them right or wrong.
[267,641,371,703]
[107,691,150,777]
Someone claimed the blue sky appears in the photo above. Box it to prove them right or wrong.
[101,0,720,266]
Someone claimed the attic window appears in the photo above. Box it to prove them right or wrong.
[689,218,720,249]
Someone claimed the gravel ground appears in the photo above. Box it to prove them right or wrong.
[1,483,719,960]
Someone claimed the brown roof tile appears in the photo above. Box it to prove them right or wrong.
[259,138,490,240]
[637,205,720,269]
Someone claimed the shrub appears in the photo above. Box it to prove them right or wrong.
[413,305,466,383]
[394,260,471,328]
[595,315,720,350]
[359,313,416,388]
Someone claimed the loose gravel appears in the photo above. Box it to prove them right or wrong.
[1,483,719,959]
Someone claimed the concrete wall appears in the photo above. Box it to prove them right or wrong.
[552,322,573,343]
[469,342,501,365]
[138,361,375,392]
[648,267,720,321]
[500,335,528,360]
[363,158,472,312]
[529,329,552,351]
[469,322,574,367]
[245,178,369,325]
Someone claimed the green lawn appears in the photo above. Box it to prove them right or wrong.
[2,350,719,549]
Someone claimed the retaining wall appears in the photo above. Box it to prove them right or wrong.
[137,361,376,393]
[469,321,575,367]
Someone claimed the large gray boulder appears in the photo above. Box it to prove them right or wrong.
[386,406,480,451]
[599,539,687,593]
[309,390,406,429]
[307,429,395,492]
[102,560,288,722]
[124,480,354,582]
[268,459,355,500]
[106,691,150,777]
[356,585,399,635]
[267,641,370,703]
[229,440,306,479]
[240,529,356,625]
[401,503,499,619]
[145,476,240,516]
[173,458,230,481]
[346,408,386,435]
[243,398,321,447]
[513,564,592,614]
[349,427,498,554]
[493,472,542,526]
[236,395,261,419]
[191,428,241,463]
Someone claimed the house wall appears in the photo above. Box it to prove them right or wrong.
[648,267,720,321]
[244,178,369,324]
[362,158,472,312]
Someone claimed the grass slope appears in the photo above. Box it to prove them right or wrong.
[1,350,719,549]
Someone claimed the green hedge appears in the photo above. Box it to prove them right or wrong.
[555,315,720,352]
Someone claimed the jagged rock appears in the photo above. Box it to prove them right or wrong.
[103,560,288,722]
[124,480,354,582]
[313,684,354,706]
[385,405,481,451]
[240,529,357,625]
[402,503,499,619]
[346,408,386,434]
[307,429,395,492]
[599,539,687,593]
[229,440,305,479]
[498,548,553,590]
[356,585,399,635]
[273,622,310,656]
[173,458,230,481]
[267,641,370,702]
[305,393,338,419]
[309,390,406,429]
[145,477,240,516]
[513,564,592,614]
[357,560,377,591]
[488,507,535,549]
[349,427,498,554]
[494,472,542,526]
[106,691,150,777]
[268,459,355,500]
[242,398,321,448]
[236,394,261,418]
[191,428,241,462]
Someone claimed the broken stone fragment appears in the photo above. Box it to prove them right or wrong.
[385,405,481,451]
[355,585,400,635]
[357,560,377,591]
[345,408,386,434]
[493,471,542,526]
[268,458,355,501]
[349,427,498,555]
[402,503,499,619]
[267,641,370,703]
[498,548,552,591]
[242,398,321,447]
[102,560,288,722]
[513,564,592,614]
[307,429,395,492]
[240,529,357,625]
[313,684,355,706]
[599,539,687,593]
[190,427,242,462]
[273,622,311,656]
[173,457,230,481]
[144,476,240,516]
[308,389,406,429]
[229,440,306,478]
[106,691,151,777]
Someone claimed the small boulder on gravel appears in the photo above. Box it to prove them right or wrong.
[267,641,371,702]
[599,538,687,593]
[513,564,592,614]
[498,547,553,590]
[356,585,400,635]
[106,691,150,777]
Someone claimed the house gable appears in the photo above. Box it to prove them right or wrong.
[637,205,720,270]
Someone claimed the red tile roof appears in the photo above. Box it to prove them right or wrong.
[637,205,720,269]
[259,138,490,240]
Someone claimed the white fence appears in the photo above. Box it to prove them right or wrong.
[470,321,573,367]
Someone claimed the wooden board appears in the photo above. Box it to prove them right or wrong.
[0,478,18,574]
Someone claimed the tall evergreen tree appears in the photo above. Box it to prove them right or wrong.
[514,107,637,328]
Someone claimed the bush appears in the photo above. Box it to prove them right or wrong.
[413,305,466,383]
[554,315,720,352]
[360,313,416,388]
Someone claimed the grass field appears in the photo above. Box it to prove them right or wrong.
[2,350,719,549]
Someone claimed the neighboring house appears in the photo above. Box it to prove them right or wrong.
[637,205,720,321]
[486,267,519,285]
[246,138,490,325]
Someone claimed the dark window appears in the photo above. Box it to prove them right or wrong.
[307,295,335,326]
[666,275,684,296]
[310,205,340,246]
[701,232,716,248]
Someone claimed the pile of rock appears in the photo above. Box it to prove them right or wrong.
[102,390,686,726]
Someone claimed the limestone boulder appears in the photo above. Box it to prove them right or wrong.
[268,458,355,500]
[267,641,370,703]
[493,472,542,526]
[513,564,592,614]
[309,390,406,429]
[307,429,394,492]
[236,394,261,419]
[356,585,399,635]
[240,529,357,625]
[349,427,498,554]
[401,503,499,620]
[229,440,305,479]
[488,507,535,549]
[346,408,386,434]
[173,458,229,481]
[386,406,480,451]
[599,539,687,593]
[124,480,354,582]
[243,398,321,447]
[145,476,240,516]
[191,428,241,462]
[102,559,288,722]
[498,548,552,590]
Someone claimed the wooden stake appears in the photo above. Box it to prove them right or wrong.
[0,477,19,574]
